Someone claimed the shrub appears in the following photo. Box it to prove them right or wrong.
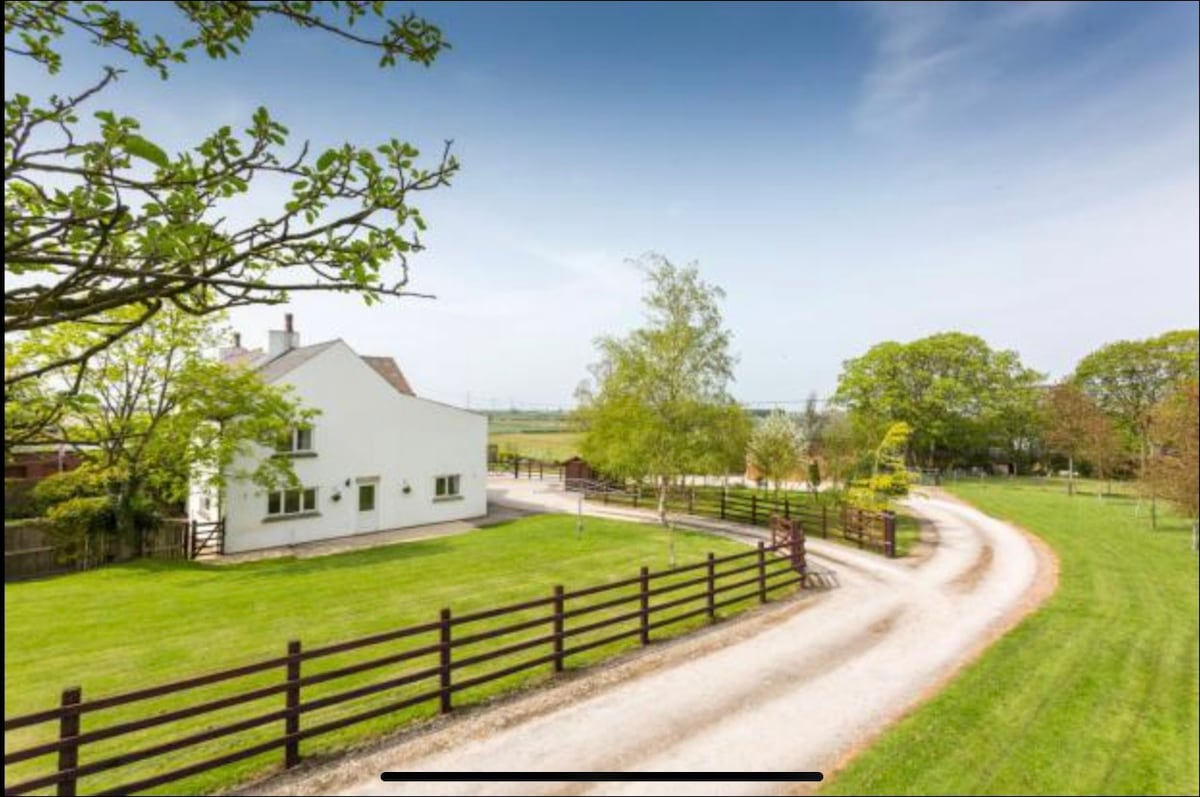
[44,496,116,566]
[31,465,109,510]
[4,478,38,519]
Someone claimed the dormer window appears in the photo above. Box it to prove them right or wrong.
[275,426,315,456]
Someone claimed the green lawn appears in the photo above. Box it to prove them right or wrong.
[4,514,784,795]
[489,431,582,461]
[824,479,1200,795]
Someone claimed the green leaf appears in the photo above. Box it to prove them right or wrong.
[124,135,169,169]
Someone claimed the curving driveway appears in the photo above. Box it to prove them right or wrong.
[248,479,1053,797]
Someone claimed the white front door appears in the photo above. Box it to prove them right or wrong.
[356,479,379,533]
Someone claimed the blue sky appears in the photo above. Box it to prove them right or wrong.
[9,1,1199,408]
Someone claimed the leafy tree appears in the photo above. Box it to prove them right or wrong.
[5,2,458,399]
[1146,381,1199,527]
[797,392,826,492]
[847,421,912,510]
[818,409,861,490]
[1081,410,1125,495]
[696,403,753,484]
[1073,330,1200,473]
[746,409,803,495]
[834,332,1044,468]
[576,254,740,560]
[12,306,313,553]
[1041,381,1109,495]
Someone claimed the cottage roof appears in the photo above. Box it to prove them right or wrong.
[228,340,417,397]
[360,356,415,396]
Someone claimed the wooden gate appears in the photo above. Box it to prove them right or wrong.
[188,520,225,559]
[769,515,806,582]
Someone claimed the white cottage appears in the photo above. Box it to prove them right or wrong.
[189,314,487,554]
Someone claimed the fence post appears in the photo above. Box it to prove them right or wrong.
[784,495,790,520]
[552,585,565,673]
[284,640,301,768]
[539,461,544,480]
[439,608,452,714]
[751,494,758,526]
[56,686,82,797]
[639,566,650,645]
[794,523,807,585]
[883,511,896,558]
[706,553,716,621]
[757,541,767,603]
[821,503,828,538]
[720,488,726,520]
[688,488,694,515]
[513,458,519,479]
[188,518,197,559]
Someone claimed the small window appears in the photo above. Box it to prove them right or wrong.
[266,487,318,517]
[358,483,375,512]
[276,426,315,453]
[435,474,461,499]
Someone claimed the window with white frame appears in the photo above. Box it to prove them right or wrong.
[434,474,461,499]
[266,487,317,517]
[275,426,314,454]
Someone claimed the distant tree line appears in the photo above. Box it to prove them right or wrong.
[575,253,1197,527]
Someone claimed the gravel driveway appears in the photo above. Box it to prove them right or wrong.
[245,479,1054,796]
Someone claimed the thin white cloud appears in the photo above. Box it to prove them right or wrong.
[856,1,1076,134]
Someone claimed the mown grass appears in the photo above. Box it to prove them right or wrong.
[4,514,792,795]
[824,478,1199,796]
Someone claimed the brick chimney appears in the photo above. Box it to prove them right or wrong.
[219,330,258,364]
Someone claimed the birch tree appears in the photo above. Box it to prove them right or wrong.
[577,254,740,562]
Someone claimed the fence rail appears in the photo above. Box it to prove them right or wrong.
[3,539,805,796]
[486,455,564,481]
[569,481,896,557]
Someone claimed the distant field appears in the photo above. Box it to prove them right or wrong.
[485,411,573,435]
[489,431,582,461]
[824,478,1199,795]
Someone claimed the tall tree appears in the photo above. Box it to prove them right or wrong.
[576,254,740,558]
[834,332,1044,468]
[1081,410,1125,496]
[11,306,312,552]
[1041,381,1109,495]
[1146,381,1199,529]
[5,2,458,397]
[1073,330,1200,473]
[817,409,860,490]
[746,410,803,495]
[696,404,753,484]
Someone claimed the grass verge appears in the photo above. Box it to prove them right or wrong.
[4,514,791,795]
[822,478,1199,795]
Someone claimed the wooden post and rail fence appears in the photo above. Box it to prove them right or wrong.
[568,481,896,558]
[3,534,807,796]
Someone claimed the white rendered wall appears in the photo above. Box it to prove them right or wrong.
[221,342,487,553]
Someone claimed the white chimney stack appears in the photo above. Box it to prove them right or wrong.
[267,313,300,356]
